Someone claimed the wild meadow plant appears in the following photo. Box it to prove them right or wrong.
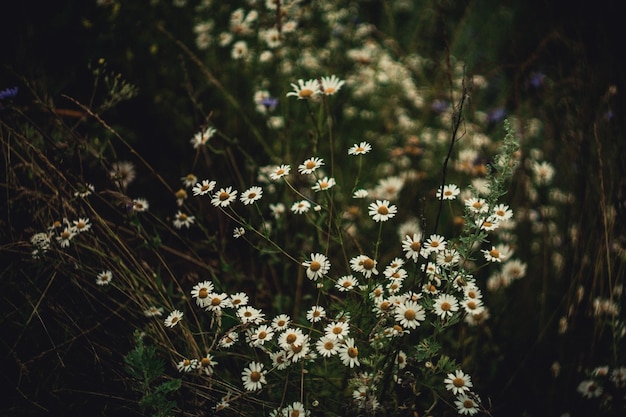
[3,1,625,417]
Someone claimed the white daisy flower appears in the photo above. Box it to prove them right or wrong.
[240,186,263,205]
[164,309,184,328]
[211,187,238,207]
[302,253,331,281]
[192,179,216,196]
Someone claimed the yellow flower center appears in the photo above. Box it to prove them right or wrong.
[404,309,416,320]
[441,302,451,311]
[286,333,297,344]
[472,201,483,209]
[258,331,267,339]
[250,371,261,382]
[247,192,257,199]
[198,288,208,299]
[305,161,316,169]
[325,87,336,94]
[211,297,222,306]
[201,357,212,366]
[309,261,321,272]
[324,341,334,350]
[377,205,389,215]
[347,347,358,358]
[430,241,439,248]
[379,301,391,311]
[489,249,500,258]
[201,184,210,191]
[299,89,313,98]
[453,377,465,387]
[362,258,375,270]
[466,301,477,310]
[410,241,421,251]
[332,326,343,335]
[219,191,229,201]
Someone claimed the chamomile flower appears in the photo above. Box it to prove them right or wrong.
[240,186,263,205]
[302,253,331,281]
[219,332,238,348]
[316,336,339,357]
[454,394,480,415]
[437,184,461,200]
[249,325,275,346]
[198,353,217,376]
[298,157,324,174]
[233,227,245,238]
[368,199,397,222]
[269,202,285,219]
[436,249,460,268]
[461,298,485,315]
[306,305,326,322]
[350,255,378,278]
[229,292,249,308]
[56,227,75,248]
[433,293,459,319]
[177,358,198,373]
[109,161,136,189]
[394,300,425,329]
[190,126,216,148]
[143,306,164,317]
[191,280,214,307]
[465,197,489,214]
[445,370,474,395]
[164,309,184,327]
[402,233,424,262]
[173,211,195,229]
[423,234,447,254]
[192,179,216,196]
[492,203,513,221]
[502,259,527,281]
[271,314,291,331]
[478,216,500,231]
[338,338,360,368]
[132,198,149,212]
[482,246,506,262]
[320,75,345,95]
[278,328,305,349]
[72,218,91,233]
[96,270,113,286]
[285,335,311,362]
[181,173,198,188]
[211,187,238,207]
[237,306,265,324]
[286,78,320,100]
[241,361,267,391]
[336,275,359,292]
[348,141,372,155]
[312,176,336,192]
[291,200,311,214]
[269,164,291,181]
[270,350,290,371]
[325,321,350,341]
[353,189,369,199]
[205,293,232,312]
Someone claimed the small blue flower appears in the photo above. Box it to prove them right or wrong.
[0,86,18,100]
[431,99,449,113]
[486,107,506,123]
[529,72,545,89]
[260,97,278,111]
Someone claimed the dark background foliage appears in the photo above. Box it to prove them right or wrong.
[2,1,625,416]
